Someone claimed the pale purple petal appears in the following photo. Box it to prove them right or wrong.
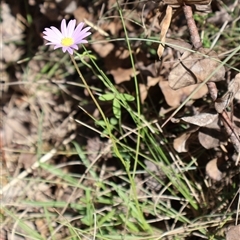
[74,32,91,43]
[73,22,85,34]
[43,36,59,44]
[53,44,62,49]
[43,30,61,43]
[62,47,67,53]
[75,40,88,44]
[43,27,62,44]
[46,42,57,46]
[49,26,63,39]
[71,44,79,50]
[73,26,91,40]
[43,18,91,54]
[67,19,76,36]
[66,47,74,55]
[61,19,67,36]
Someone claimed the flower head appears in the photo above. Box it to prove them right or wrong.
[43,19,91,55]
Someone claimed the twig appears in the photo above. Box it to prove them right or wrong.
[182,5,202,49]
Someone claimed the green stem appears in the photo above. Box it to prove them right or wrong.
[70,55,108,122]
[116,0,150,232]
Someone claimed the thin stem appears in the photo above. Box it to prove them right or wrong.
[117,0,141,178]
[70,55,108,126]
[117,0,150,232]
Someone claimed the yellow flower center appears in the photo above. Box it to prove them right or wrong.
[61,37,74,46]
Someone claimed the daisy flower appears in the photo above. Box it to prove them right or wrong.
[43,19,91,55]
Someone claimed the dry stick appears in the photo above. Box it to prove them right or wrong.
[182,5,240,153]
[182,5,202,49]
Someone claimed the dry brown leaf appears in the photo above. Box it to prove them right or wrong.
[147,76,161,87]
[214,93,232,113]
[181,112,218,127]
[163,0,211,6]
[168,48,225,90]
[198,117,227,149]
[173,132,192,153]
[163,0,212,12]
[157,5,172,59]
[159,80,208,107]
[74,6,90,23]
[110,67,139,84]
[226,225,240,240]
[91,42,114,58]
[166,38,192,54]
[206,158,224,181]
[139,84,148,103]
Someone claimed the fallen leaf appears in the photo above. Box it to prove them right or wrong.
[159,80,208,107]
[181,112,218,127]
[74,7,90,23]
[173,132,192,153]
[197,114,228,149]
[110,67,139,84]
[157,5,172,58]
[215,92,232,113]
[168,48,225,90]
[91,42,114,58]
[139,84,148,104]
[206,158,224,181]
[163,0,212,7]
[226,225,240,240]
[166,38,192,54]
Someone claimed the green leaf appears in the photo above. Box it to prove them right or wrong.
[110,117,118,125]
[95,120,106,127]
[98,209,116,225]
[99,93,115,101]
[113,98,121,119]
[122,93,135,101]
